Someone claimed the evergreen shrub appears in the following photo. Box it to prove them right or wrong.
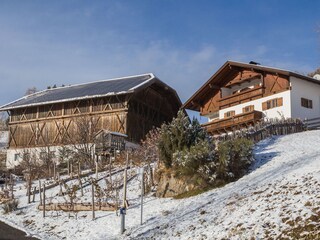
[156,110,254,195]
[217,138,253,180]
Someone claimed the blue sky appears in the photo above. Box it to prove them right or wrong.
[0,0,319,119]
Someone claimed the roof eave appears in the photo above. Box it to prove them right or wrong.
[183,60,320,111]
[183,61,231,110]
[0,90,135,111]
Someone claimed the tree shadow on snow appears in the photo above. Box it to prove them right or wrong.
[249,136,281,172]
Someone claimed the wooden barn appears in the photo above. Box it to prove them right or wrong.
[0,73,181,168]
[184,61,320,135]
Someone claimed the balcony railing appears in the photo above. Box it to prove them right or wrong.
[219,86,264,109]
[202,110,263,134]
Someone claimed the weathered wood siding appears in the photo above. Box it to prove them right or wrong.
[8,95,128,149]
[8,85,180,148]
[127,87,179,142]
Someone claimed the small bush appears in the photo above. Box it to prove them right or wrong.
[217,138,253,180]
[173,139,215,176]
[2,199,19,214]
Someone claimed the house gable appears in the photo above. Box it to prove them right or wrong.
[184,61,295,116]
[198,67,290,118]
[182,60,320,134]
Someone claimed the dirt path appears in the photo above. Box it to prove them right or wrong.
[0,221,39,240]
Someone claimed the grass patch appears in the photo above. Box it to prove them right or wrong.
[173,181,227,199]
[173,188,209,199]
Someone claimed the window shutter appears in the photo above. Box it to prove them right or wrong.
[277,97,283,107]
[224,111,235,118]
[262,101,267,110]
[242,105,254,113]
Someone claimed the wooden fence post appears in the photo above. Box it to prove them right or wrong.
[92,180,95,220]
[32,187,36,202]
[39,180,42,205]
[43,183,46,218]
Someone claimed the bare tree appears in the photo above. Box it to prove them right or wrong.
[19,150,42,203]
[38,128,58,179]
[0,152,6,172]
[58,146,73,176]
[307,67,320,77]
[25,87,38,96]
[39,146,56,179]
[63,182,79,218]
[0,112,8,131]
[67,116,101,172]
[131,128,161,192]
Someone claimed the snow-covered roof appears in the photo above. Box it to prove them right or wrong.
[0,73,166,111]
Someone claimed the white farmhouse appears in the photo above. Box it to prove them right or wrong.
[183,61,320,134]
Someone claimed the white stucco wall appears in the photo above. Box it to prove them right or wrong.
[6,140,137,169]
[6,145,63,169]
[218,90,292,120]
[290,76,320,119]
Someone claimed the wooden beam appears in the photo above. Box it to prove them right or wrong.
[8,108,128,124]
[209,83,220,90]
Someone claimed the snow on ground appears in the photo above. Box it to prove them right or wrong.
[122,130,320,239]
[0,130,320,239]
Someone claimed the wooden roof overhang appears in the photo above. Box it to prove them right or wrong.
[183,60,320,111]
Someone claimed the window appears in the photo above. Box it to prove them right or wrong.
[301,98,313,109]
[262,98,283,110]
[243,105,254,113]
[224,110,235,118]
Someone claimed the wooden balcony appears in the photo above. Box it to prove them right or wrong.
[202,110,263,134]
[219,86,264,109]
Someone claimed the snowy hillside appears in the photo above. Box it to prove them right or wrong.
[0,131,319,239]
[123,131,320,239]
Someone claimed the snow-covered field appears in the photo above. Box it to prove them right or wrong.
[1,130,320,239]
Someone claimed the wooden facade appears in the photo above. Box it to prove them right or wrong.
[183,61,314,134]
[1,75,181,150]
[200,69,290,116]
